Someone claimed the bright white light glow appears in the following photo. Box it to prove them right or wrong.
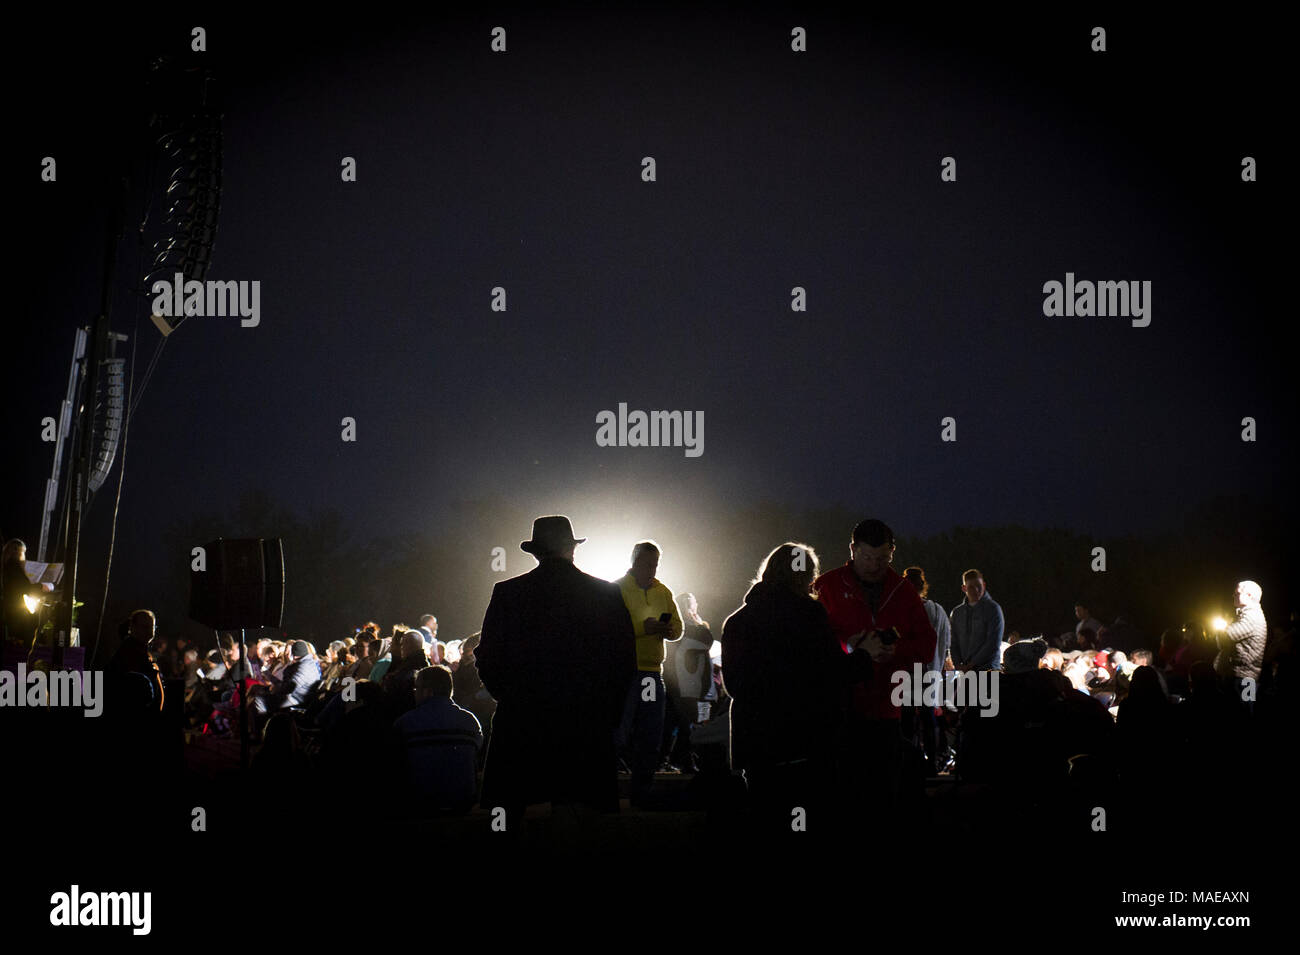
[23,595,40,614]
[574,538,634,583]
[1211,616,1228,632]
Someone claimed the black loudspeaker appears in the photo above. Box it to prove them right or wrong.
[188,538,285,629]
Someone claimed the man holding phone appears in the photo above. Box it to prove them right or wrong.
[615,540,684,806]
[812,519,937,816]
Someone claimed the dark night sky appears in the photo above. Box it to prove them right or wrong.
[8,8,1294,639]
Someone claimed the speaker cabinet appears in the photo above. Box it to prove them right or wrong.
[188,538,284,630]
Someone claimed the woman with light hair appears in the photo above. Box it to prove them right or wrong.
[720,542,872,825]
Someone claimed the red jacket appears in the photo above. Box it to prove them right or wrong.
[812,563,937,721]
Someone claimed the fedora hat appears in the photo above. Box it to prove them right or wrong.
[521,515,586,555]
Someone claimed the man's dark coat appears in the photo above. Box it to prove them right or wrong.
[475,557,636,811]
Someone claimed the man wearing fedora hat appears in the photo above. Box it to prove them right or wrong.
[475,516,637,827]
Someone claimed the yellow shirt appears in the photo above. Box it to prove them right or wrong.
[616,574,684,671]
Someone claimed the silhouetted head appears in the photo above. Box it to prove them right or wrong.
[401,630,426,660]
[1003,637,1047,674]
[129,609,157,642]
[850,520,895,583]
[414,665,454,704]
[521,515,585,562]
[757,542,820,597]
[902,566,928,599]
[629,541,661,588]
[2,539,26,566]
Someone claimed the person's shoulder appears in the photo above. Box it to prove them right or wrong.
[813,563,849,587]
[492,569,535,593]
[452,702,483,729]
[502,565,571,601]
[650,577,676,598]
[573,567,620,593]
[888,569,921,602]
[720,600,749,634]
[567,569,627,607]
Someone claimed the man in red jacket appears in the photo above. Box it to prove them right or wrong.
[812,519,937,815]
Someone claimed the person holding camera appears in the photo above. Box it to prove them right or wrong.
[812,519,937,817]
